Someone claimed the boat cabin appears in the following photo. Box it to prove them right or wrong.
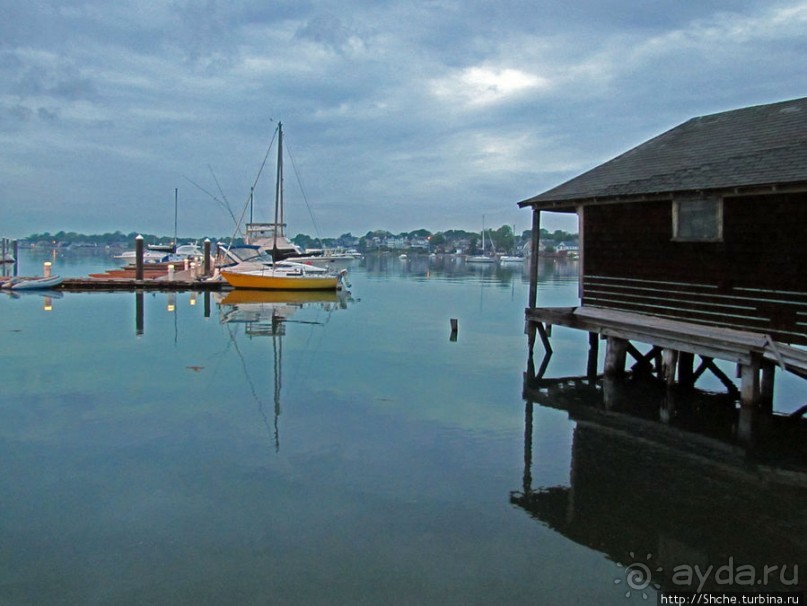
[519,97,807,408]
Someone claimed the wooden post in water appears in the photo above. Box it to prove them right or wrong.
[528,209,541,311]
[604,336,627,377]
[760,361,775,412]
[203,239,211,276]
[449,318,458,341]
[135,235,144,281]
[586,332,599,380]
[661,349,678,386]
[526,209,541,355]
[12,240,18,277]
[740,354,761,408]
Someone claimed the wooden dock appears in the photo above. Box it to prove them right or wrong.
[59,276,226,292]
[527,305,807,409]
[56,262,227,292]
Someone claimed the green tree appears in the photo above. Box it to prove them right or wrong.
[430,233,446,248]
[491,224,515,252]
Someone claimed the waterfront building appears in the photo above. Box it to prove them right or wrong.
[519,97,807,409]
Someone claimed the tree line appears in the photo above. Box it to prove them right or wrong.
[22,225,578,252]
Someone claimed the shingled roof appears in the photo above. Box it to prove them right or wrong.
[518,96,807,210]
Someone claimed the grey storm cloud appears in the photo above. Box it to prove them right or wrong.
[0,0,805,238]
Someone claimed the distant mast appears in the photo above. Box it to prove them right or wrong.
[173,187,178,250]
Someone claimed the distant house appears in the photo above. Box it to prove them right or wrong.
[385,237,406,249]
[519,97,807,406]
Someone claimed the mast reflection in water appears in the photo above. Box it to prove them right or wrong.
[217,289,351,451]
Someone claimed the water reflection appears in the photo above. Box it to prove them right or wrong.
[216,289,351,451]
[360,252,578,285]
[1,288,62,316]
[514,372,807,595]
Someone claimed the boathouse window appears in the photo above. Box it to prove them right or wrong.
[672,197,723,241]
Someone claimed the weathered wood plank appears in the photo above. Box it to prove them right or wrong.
[526,305,807,378]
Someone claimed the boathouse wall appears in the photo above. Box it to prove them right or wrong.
[581,192,807,346]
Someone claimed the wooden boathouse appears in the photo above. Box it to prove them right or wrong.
[519,97,807,410]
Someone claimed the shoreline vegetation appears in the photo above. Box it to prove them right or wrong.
[14,226,578,256]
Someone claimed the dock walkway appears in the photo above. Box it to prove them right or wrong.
[58,267,227,292]
[527,305,807,406]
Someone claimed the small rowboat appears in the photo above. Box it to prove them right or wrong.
[1,275,64,290]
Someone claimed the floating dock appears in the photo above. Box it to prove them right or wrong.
[59,275,226,292]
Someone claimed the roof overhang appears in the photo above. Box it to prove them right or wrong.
[517,181,807,211]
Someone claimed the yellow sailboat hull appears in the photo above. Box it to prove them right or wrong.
[220,270,340,291]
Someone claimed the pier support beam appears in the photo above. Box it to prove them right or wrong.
[628,344,658,377]
[760,362,775,412]
[661,349,679,386]
[527,209,541,311]
[740,354,762,409]
[604,337,628,378]
[586,332,599,380]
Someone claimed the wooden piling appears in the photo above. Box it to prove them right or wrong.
[203,239,211,276]
[760,362,775,412]
[661,349,679,386]
[604,336,627,377]
[527,209,541,311]
[135,235,144,281]
[740,354,761,408]
[586,332,599,380]
[450,318,458,341]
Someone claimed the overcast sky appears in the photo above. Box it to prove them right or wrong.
[1,1,805,240]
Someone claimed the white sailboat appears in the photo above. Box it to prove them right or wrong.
[466,215,497,264]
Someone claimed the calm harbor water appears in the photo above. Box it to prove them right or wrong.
[1,249,805,605]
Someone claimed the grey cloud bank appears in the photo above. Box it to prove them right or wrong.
[1,0,805,239]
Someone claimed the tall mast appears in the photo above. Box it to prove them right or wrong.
[274,122,284,240]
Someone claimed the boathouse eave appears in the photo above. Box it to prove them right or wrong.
[517,180,807,212]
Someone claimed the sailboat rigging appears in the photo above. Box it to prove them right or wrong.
[220,122,349,291]
[467,214,497,264]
